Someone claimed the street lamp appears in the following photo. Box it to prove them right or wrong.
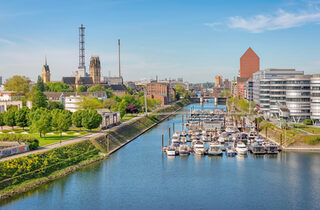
[144,88,148,116]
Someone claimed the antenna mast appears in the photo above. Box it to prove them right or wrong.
[118,39,121,77]
[79,24,85,69]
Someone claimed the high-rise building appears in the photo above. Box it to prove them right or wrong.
[240,47,259,78]
[215,76,223,88]
[89,56,101,84]
[0,76,2,86]
[42,57,50,83]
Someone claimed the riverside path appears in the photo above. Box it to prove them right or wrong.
[0,116,143,162]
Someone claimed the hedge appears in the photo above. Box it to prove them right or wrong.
[0,134,39,150]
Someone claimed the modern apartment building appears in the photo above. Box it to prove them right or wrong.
[285,75,311,122]
[253,69,304,106]
[310,74,320,123]
[244,78,253,101]
[254,73,320,123]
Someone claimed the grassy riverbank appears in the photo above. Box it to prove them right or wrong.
[0,140,101,201]
[0,99,191,201]
[92,99,190,153]
[259,121,320,147]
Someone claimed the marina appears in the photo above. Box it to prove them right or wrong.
[162,102,281,157]
[1,101,320,210]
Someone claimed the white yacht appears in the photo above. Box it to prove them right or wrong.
[194,141,206,155]
[236,142,248,155]
[179,143,190,156]
[166,146,176,156]
[207,142,222,156]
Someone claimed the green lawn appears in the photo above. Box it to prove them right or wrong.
[299,126,320,134]
[32,134,82,146]
[293,124,320,134]
[120,114,138,123]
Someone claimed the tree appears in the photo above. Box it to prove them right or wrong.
[36,76,45,92]
[219,90,231,98]
[4,75,31,94]
[118,100,128,118]
[87,85,105,92]
[31,89,48,108]
[103,98,118,111]
[106,88,114,98]
[78,96,103,109]
[81,109,102,130]
[0,113,5,129]
[4,109,16,129]
[77,85,86,92]
[15,106,30,130]
[29,108,52,138]
[126,104,138,114]
[44,82,74,92]
[51,109,61,130]
[56,110,72,136]
[47,101,64,110]
[72,110,84,129]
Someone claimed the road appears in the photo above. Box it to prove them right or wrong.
[0,116,143,162]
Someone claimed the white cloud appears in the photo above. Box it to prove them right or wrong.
[206,9,320,33]
[0,38,15,45]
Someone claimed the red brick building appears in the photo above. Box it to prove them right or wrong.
[146,81,173,105]
[240,47,259,78]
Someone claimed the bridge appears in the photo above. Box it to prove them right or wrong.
[190,97,227,105]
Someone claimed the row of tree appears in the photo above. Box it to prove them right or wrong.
[0,107,102,137]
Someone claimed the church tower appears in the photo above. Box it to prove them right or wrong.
[89,56,101,84]
[42,57,50,83]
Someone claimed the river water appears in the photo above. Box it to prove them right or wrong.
[1,103,320,210]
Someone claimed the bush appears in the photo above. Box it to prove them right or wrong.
[303,119,313,125]
[305,136,320,145]
[0,140,99,190]
[1,130,10,134]
[0,133,39,150]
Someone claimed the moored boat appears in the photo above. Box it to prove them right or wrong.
[179,143,190,156]
[236,142,248,155]
[194,141,206,155]
[166,146,176,156]
[250,143,265,154]
[208,142,223,156]
[265,143,279,154]
[226,147,236,157]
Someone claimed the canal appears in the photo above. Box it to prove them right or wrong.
[1,103,320,210]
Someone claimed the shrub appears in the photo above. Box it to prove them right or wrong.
[1,130,10,134]
[0,133,39,150]
[0,140,98,190]
[303,119,313,125]
[305,136,320,145]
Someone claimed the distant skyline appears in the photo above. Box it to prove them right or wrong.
[0,0,320,83]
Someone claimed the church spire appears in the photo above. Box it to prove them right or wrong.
[45,56,47,66]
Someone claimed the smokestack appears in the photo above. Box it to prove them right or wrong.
[118,39,121,77]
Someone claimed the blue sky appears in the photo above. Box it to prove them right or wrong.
[0,0,320,83]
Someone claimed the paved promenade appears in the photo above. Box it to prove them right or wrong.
[0,116,142,162]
